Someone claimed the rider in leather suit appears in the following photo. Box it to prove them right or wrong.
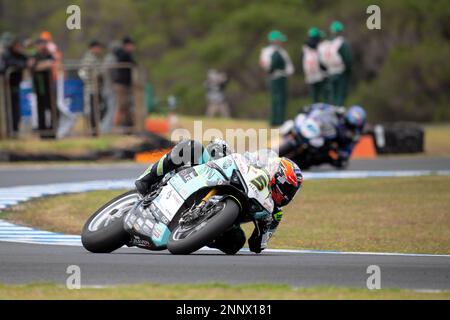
[135,139,303,255]
[301,103,366,166]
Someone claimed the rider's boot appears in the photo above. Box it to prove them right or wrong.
[208,226,246,255]
[135,140,208,196]
[135,162,163,196]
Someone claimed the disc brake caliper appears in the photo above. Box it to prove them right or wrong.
[179,195,224,227]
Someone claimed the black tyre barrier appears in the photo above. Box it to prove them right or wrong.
[371,122,424,154]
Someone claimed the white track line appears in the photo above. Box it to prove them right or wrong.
[0,170,449,257]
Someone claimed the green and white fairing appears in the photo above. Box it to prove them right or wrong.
[124,150,279,249]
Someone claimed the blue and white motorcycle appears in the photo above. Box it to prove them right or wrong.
[81,150,279,255]
[278,113,349,170]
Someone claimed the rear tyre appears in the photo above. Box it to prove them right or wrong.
[167,198,240,255]
[278,138,296,157]
[334,158,349,170]
[81,190,139,253]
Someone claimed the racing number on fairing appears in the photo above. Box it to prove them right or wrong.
[179,167,198,183]
[251,174,269,191]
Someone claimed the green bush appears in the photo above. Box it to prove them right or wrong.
[1,0,449,122]
[353,40,450,122]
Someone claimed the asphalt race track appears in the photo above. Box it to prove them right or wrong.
[1,156,449,187]
[0,157,449,289]
[1,242,449,289]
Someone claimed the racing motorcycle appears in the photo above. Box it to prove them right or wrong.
[278,114,348,170]
[81,150,279,255]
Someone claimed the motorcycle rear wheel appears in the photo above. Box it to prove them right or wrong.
[167,198,240,255]
[278,136,297,157]
[81,190,138,253]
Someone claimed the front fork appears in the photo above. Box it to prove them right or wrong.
[201,189,217,204]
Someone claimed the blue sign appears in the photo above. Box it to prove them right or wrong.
[19,78,85,116]
[64,78,84,113]
[19,81,34,117]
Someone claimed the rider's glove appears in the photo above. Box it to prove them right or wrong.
[338,150,350,161]
[248,227,265,253]
[248,211,281,254]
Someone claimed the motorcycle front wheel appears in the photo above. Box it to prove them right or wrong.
[81,190,139,253]
[278,136,297,157]
[167,198,240,255]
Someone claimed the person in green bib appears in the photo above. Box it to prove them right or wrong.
[318,21,352,106]
[259,30,294,126]
[301,27,327,103]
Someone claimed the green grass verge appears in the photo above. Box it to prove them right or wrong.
[424,124,450,156]
[176,116,269,135]
[2,176,449,254]
[0,135,144,156]
[0,190,126,234]
[176,117,450,156]
[267,175,450,254]
[0,283,448,300]
[1,117,449,157]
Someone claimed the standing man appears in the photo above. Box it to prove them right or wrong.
[30,38,56,139]
[204,69,230,118]
[112,36,136,130]
[301,27,326,103]
[39,31,62,81]
[100,41,120,134]
[79,40,104,136]
[259,30,294,126]
[318,21,352,106]
[0,37,28,137]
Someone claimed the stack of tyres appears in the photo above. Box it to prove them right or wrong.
[372,122,424,154]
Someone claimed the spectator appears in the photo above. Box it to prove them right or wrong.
[0,37,29,136]
[204,69,230,118]
[112,36,136,129]
[100,40,121,134]
[302,27,327,103]
[30,38,56,139]
[259,30,294,126]
[39,31,62,81]
[79,40,104,136]
[40,32,66,139]
[318,21,352,106]
[0,32,14,56]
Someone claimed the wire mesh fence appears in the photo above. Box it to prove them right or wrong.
[0,62,147,140]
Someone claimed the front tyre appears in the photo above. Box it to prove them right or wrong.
[167,198,240,255]
[278,136,297,157]
[81,190,139,253]
[331,157,349,170]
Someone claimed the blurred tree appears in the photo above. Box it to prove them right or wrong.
[0,0,449,121]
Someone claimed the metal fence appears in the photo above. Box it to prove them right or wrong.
[0,61,147,140]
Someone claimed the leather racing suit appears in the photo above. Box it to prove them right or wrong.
[135,139,283,254]
[302,103,361,163]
